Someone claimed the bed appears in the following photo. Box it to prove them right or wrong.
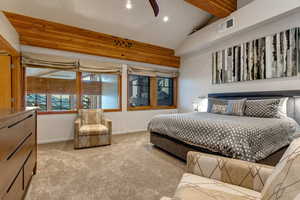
[149,90,300,165]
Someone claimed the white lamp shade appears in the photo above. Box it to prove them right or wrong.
[192,97,208,112]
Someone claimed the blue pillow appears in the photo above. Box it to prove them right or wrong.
[226,99,246,116]
[208,98,246,116]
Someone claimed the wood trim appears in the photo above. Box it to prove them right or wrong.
[185,0,237,18]
[0,34,19,56]
[4,12,180,68]
[38,111,77,115]
[38,108,122,115]
[76,71,82,110]
[150,77,157,107]
[11,56,25,109]
[118,75,123,112]
[0,55,12,109]
[173,77,178,107]
[104,108,122,113]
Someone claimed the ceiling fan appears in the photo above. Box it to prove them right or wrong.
[149,0,159,17]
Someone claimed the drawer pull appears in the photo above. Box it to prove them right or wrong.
[8,114,33,129]
[25,150,33,163]
[6,166,23,193]
[6,132,33,161]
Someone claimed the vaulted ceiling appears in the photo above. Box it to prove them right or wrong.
[0,0,212,49]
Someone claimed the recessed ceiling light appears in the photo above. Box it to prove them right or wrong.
[126,1,132,9]
[163,16,169,22]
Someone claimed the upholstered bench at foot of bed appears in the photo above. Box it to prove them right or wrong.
[161,137,300,200]
[173,173,261,200]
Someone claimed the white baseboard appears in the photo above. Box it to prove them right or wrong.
[37,129,148,144]
[38,137,73,144]
[112,129,147,135]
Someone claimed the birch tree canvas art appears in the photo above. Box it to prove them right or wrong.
[212,27,299,84]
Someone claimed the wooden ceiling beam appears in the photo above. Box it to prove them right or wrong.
[185,0,237,18]
[4,12,180,68]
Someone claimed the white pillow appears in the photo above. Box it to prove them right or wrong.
[277,97,289,117]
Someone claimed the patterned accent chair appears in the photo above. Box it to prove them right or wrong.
[74,109,112,149]
[161,137,300,200]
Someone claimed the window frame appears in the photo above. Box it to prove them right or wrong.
[78,72,122,113]
[25,69,122,115]
[127,75,177,111]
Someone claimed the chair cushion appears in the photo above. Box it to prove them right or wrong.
[261,137,300,200]
[79,124,108,136]
[79,109,102,125]
[174,173,261,200]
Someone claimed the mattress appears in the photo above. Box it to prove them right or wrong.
[148,112,299,162]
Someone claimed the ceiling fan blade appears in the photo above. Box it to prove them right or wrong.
[149,0,159,17]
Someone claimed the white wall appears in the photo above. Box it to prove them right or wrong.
[179,10,300,113]
[0,11,20,52]
[237,0,254,9]
[21,46,178,144]
[176,0,300,56]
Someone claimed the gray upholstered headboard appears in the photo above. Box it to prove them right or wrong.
[208,90,300,124]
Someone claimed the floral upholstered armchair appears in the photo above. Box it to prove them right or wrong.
[161,137,300,200]
[74,109,112,149]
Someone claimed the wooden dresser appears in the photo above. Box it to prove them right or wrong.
[0,108,37,200]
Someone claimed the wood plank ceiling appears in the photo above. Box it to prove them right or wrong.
[4,12,180,68]
[185,0,237,18]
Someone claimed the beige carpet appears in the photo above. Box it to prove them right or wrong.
[25,132,185,200]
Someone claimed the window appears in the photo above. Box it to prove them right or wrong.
[128,75,176,110]
[51,95,73,111]
[25,67,77,113]
[26,94,47,111]
[82,73,120,110]
[25,67,121,114]
[157,77,173,106]
[128,75,150,107]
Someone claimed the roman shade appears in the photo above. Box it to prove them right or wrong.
[79,59,122,74]
[22,52,122,74]
[22,52,78,70]
[127,66,179,78]
[26,76,76,94]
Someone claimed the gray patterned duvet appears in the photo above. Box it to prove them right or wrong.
[148,112,299,162]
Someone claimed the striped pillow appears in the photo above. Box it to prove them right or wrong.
[226,99,246,116]
[208,98,246,116]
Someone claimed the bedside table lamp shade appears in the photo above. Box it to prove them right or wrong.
[192,96,208,112]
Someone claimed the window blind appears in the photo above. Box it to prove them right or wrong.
[79,59,122,74]
[22,52,122,74]
[127,66,178,78]
[22,52,78,70]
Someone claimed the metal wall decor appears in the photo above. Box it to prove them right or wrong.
[113,39,133,48]
[212,27,300,84]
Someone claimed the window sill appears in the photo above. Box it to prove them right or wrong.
[37,108,122,115]
[103,108,122,113]
[127,105,177,111]
[38,111,77,115]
